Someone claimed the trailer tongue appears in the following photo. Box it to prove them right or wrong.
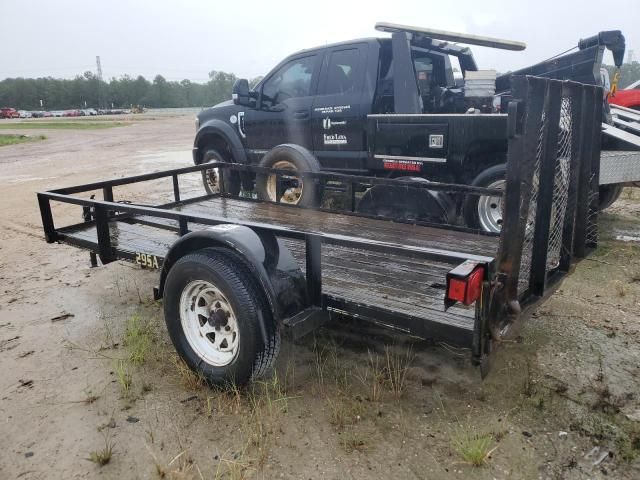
[37,76,602,385]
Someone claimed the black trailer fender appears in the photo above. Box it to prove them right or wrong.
[156,226,307,326]
[193,119,248,165]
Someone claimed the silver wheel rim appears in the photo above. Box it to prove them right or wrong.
[477,179,505,233]
[203,166,221,193]
[266,160,303,205]
[179,280,239,367]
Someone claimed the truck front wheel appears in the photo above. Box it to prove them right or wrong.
[463,164,507,233]
[163,248,279,386]
[201,149,241,196]
[255,144,320,207]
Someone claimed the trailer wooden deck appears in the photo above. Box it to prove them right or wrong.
[60,196,500,343]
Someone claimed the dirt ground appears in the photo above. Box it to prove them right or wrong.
[1,114,639,479]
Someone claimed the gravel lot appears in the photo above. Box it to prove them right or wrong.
[1,114,639,479]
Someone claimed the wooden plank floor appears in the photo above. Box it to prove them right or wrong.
[62,197,498,333]
[175,198,499,257]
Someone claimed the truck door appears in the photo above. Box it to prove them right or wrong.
[242,53,322,162]
[311,44,369,172]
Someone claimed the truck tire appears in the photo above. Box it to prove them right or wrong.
[163,247,279,386]
[463,164,507,233]
[598,184,623,210]
[255,144,320,207]
[201,149,241,196]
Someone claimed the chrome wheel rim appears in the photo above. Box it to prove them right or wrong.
[477,179,505,233]
[266,160,303,205]
[179,280,239,367]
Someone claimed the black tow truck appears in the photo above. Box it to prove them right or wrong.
[193,23,636,234]
[38,74,603,386]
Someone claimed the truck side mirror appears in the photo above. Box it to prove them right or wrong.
[232,79,251,106]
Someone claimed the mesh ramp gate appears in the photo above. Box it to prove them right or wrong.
[495,75,602,308]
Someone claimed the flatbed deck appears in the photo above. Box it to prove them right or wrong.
[60,196,499,342]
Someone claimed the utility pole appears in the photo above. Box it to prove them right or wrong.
[96,56,103,109]
[628,49,635,64]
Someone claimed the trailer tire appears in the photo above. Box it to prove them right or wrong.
[463,163,507,233]
[255,144,320,207]
[163,247,278,386]
[201,149,241,196]
[598,184,623,210]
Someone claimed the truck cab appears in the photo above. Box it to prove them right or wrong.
[239,39,378,172]
[193,27,503,178]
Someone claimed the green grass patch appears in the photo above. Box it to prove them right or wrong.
[0,133,46,146]
[0,121,129,130]
[451,427,495,467]
[123,313,153,365]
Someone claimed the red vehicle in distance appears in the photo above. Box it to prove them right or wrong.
[609,79,640,110]
[0,107,20,119]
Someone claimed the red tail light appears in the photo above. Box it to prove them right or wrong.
[446,262,485,306]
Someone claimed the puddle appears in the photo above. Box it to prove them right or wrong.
[616,234,640,243]
[132,150,192,168]
[130,149,203,195]
[8,175,59,185]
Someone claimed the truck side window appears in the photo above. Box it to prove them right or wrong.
[262,55,317,106]
[322,49,359,95]
[373,43,394,114]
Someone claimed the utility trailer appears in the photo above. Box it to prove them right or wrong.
[37,76,602,385]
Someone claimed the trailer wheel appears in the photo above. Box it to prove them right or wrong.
[163,248,278,386]
[255,144,320,207]
[463,164,507,233]
[598,185,623,210]
[201,149,241,196]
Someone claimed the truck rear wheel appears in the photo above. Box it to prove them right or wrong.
[201,149,241,196]
[163,248,279,386]
[463,164,507,233]
[255,144,320,207]
[598,184,623,210]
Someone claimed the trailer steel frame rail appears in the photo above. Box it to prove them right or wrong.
[37,76,603,372]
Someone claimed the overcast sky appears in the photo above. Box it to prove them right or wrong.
[1,0,638,82]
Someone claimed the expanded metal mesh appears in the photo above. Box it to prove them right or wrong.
[518,95,573,294]
[586,177,599,246]
[518,118,545,293]
[546,97,572,268]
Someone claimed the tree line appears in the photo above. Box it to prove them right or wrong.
[0,71,263,110]
[1,62,639,111]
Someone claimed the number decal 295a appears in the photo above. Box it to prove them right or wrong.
[135,252,160,269]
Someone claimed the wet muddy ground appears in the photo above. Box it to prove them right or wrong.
[1,114,639,479]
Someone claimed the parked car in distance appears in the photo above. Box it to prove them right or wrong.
[51,111,64,117]
[63,110,80,117]
[18,110,32,119]
[609,79,640,110]
[82,108,97,116]
[42,111,53,117]
[0,107,20,119]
